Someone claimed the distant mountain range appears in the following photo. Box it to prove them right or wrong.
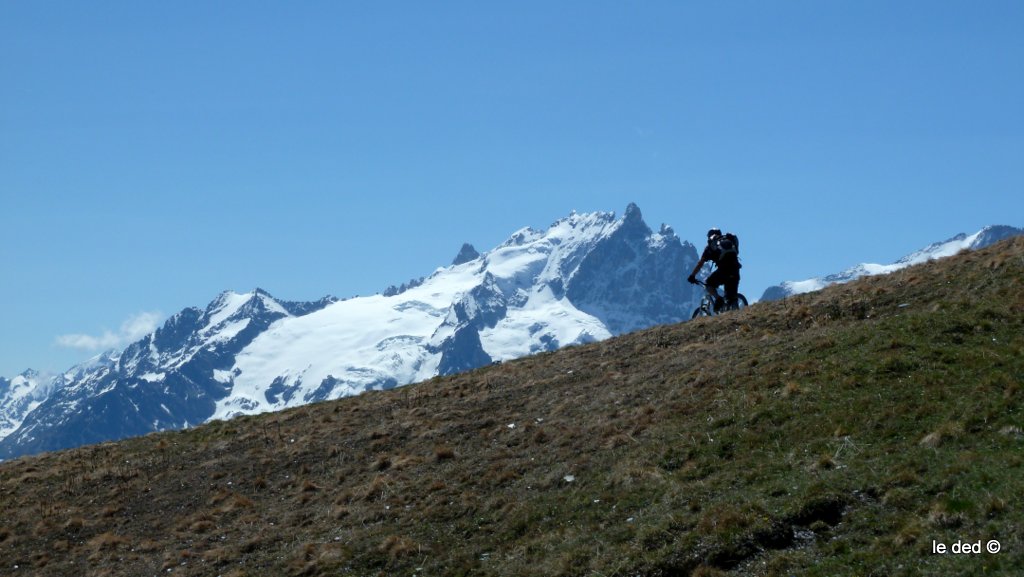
[6,214,1020,461]
[0,203,701,460]
[760,225,1024,302]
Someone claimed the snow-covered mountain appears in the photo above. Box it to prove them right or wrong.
[0,204,700,460]
[0,369,56,441]
[760,225,1023,301]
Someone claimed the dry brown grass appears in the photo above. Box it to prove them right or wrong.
[0,237,1021,576]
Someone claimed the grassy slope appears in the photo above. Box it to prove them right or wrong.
[0,238,1021,577]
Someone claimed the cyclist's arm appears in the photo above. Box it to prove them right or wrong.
[689,258,707,279]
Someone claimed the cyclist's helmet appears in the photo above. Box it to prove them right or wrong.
[707,228,722,240]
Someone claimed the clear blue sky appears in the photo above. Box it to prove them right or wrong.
[2,1,1021,376]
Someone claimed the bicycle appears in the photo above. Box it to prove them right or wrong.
[691,279,748,318]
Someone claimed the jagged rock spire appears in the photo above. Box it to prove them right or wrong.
[452,243,480,266]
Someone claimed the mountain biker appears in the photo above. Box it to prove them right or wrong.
[687,228,742,311]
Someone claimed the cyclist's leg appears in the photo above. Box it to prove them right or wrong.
[706,270,726,310]
[723,271,740,309]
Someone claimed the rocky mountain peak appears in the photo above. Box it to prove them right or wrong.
[452,243,481,266]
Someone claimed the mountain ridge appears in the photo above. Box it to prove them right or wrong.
[760,224,1023,301]
[0,204,700,460]
[4,219,1019,461]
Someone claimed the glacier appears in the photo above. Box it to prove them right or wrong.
[0,204,700,459]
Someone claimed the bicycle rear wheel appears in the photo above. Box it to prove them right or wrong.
[718,294,748,313]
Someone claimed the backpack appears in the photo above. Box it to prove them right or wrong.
[713,233,739,261]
